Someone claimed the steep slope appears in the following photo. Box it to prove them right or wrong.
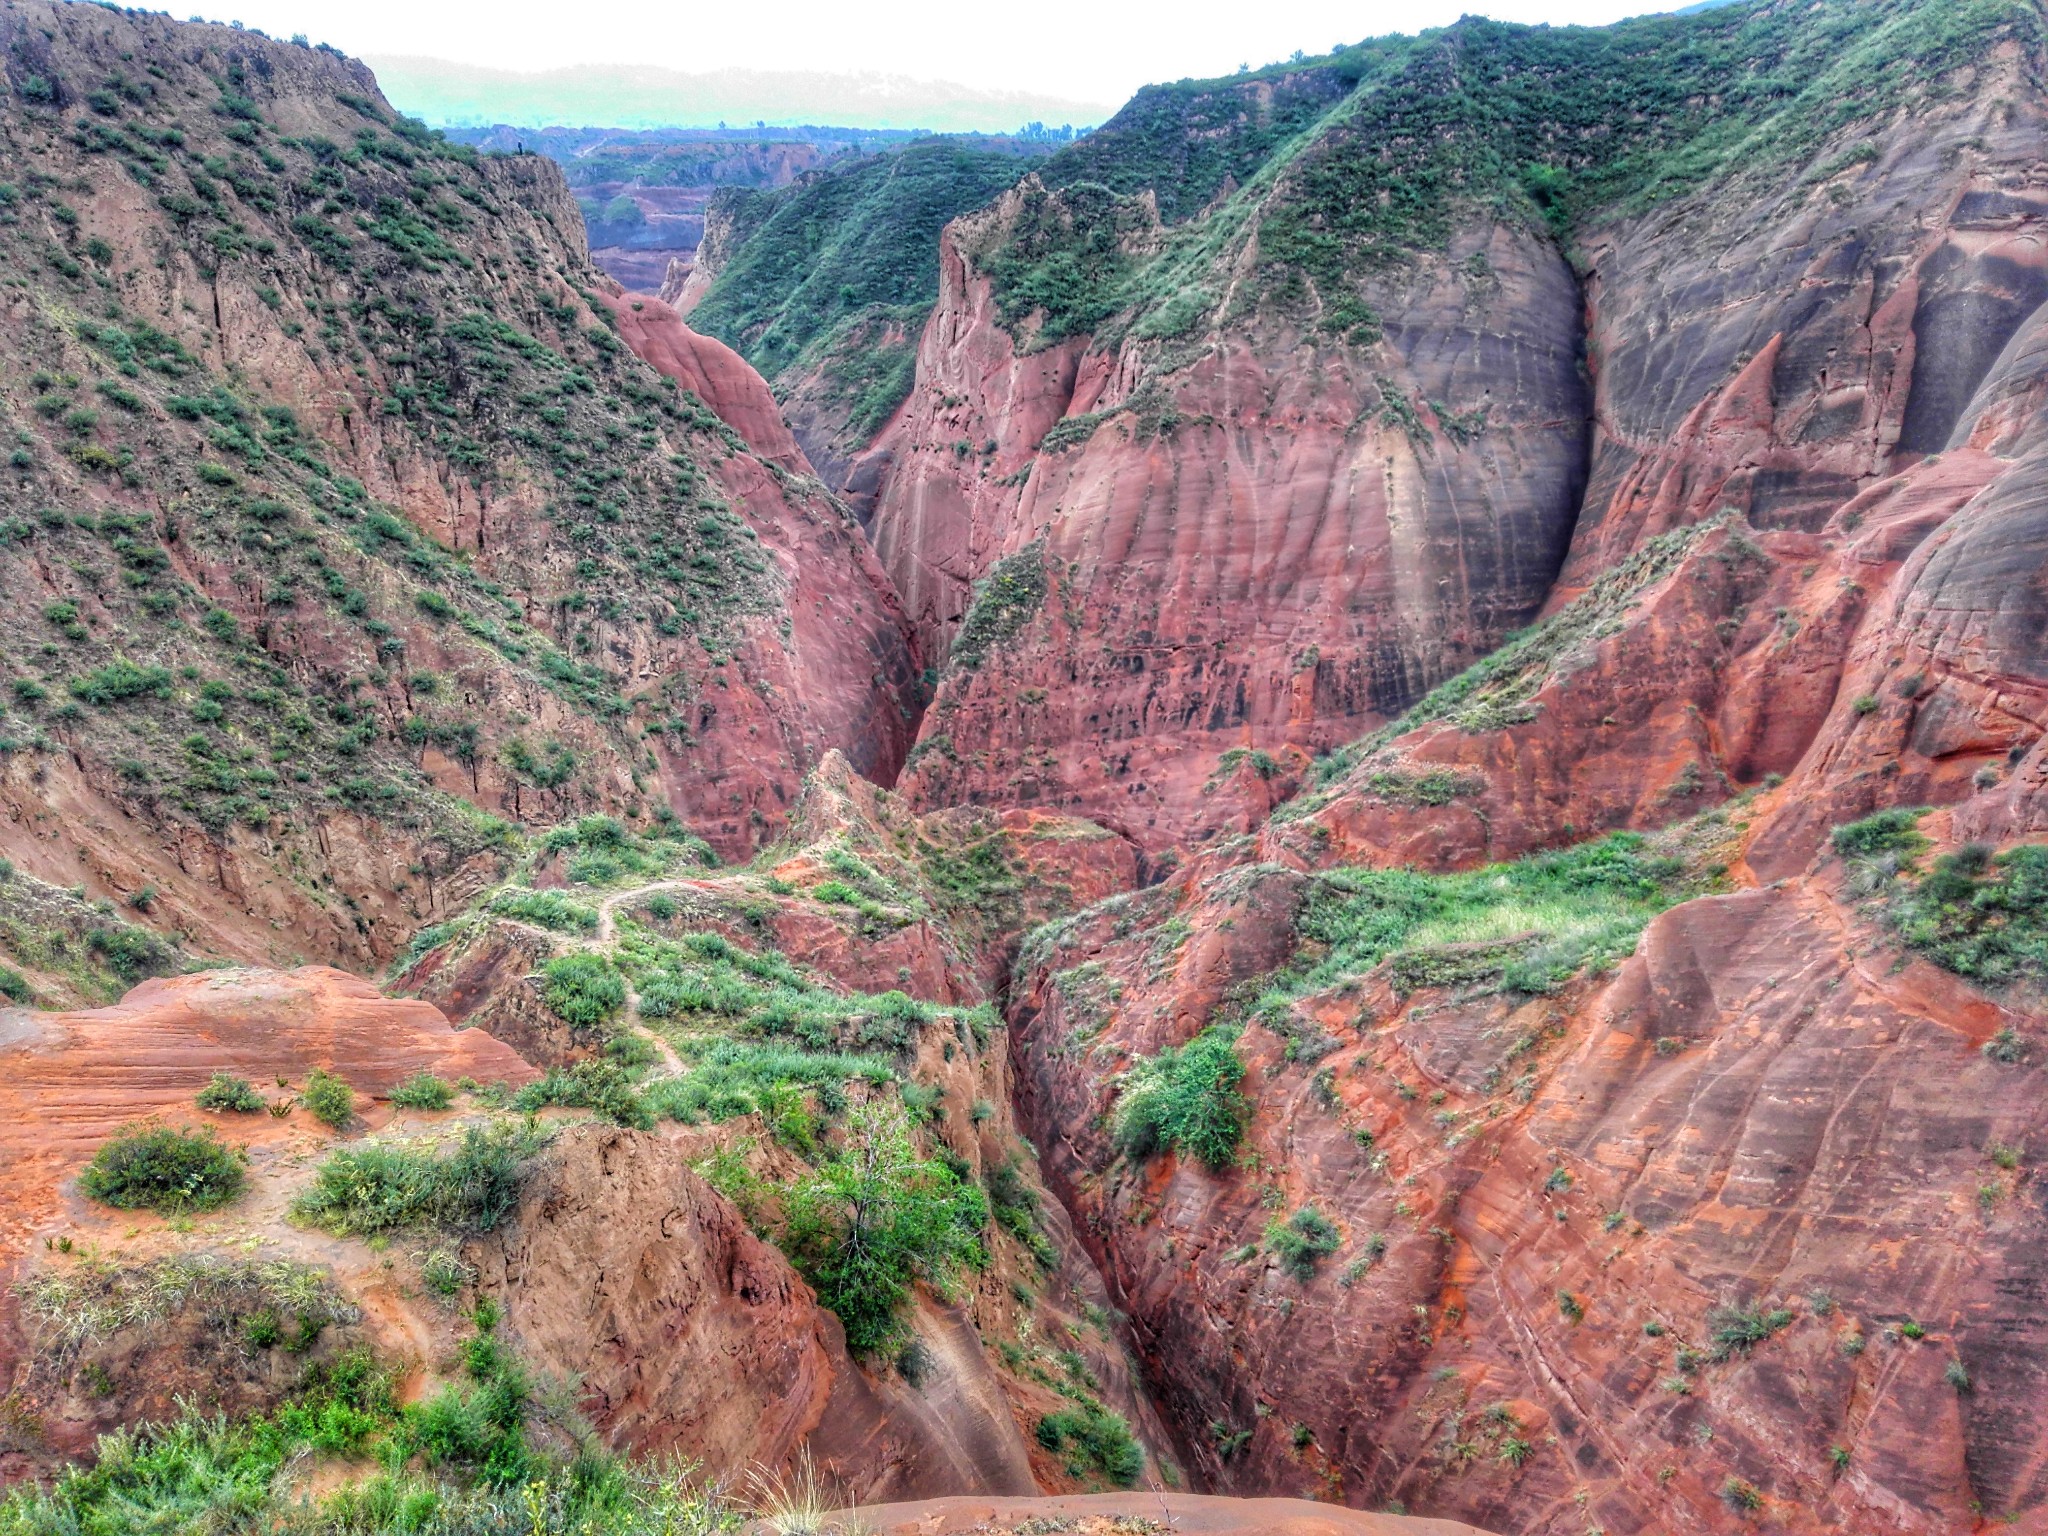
[851,0,2046,851]
[683,138,1050,495]
[0,0,917,971]
[1007,798,2048,1533]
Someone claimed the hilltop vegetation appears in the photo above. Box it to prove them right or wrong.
[690,138,1042,431]
[972,0,2042,348]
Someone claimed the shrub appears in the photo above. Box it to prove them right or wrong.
[291,1121,550,1235]
[1721,1477,1763,1513]
[539,952,625,1029]
[1266,1206,1341,1280]
[1111,1025,1247,1171]
[195,1072,264,1113]
[303,1068,356,1129]
[79,1123,245,1213]
[1033,1404,1143,1485]
[389,1073,455,1111]
[489,888,598,934]
[1891,843,2048,988]
[1831,808,1927,860]
[1708,1303,1795,1360]
[69,659,173,705]
[783,1102,987,1354]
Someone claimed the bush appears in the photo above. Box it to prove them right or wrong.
[1891,843,2048,987]
[1111,1026,1247,1171]
[539,953,625,1030]
[79,1123,245,1213]
[1034,1404,1143,1485]
[69,659,173,705]
[1266,1206,1341,1280]
[303,1068,356,1129]
[783,1102,987,1354]
[389,1073,455,1111]
[292,1121,550,1235]
[1707,1303,1794,1360]
[1831,808,1927,860]
[195,1072,264,1113]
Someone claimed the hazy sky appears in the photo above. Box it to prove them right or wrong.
[185,0,1671,114]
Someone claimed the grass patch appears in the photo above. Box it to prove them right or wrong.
[488,888,599,934]
[539,952,626,1030]
[290,1120,551,1236]
[1890,842,2048,989]
[513,1059,652,1129]
[1253,829,1712,1010]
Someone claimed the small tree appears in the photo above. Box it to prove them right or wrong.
[784,1101,987,1354]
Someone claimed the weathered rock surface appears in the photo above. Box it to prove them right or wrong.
[473,1123,1041,1499]
[850,1492,1494,1536]
[1008,819,2047,1532]
[871,196,1586,851]
[0,966,537,1476]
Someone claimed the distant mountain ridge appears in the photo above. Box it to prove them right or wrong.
[362,55,1115,135]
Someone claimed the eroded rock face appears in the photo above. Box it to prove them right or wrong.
[472,1123,1041,1498]
[0,0,922,974]
[871,201,1588,851]
[845,44,2048,861]
[1008,829,2046,1533]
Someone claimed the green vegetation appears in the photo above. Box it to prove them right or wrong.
[514,1058,653,1128]
[0,16,812,937]
[290,1120,551,1236]
[1833,810,2048,990]
[0,1295,748,1535]
[1254,828,1713,1013]
[1266,1206,1342,1281]
[388,1072,455,1110]
[488,888,599,933]
[979,0,2043,349]
[1889,842,2048,988]
[539,952,627,1030]
[690,138,1033,420]
[948,541,1047,673]
[195,1071,264,1113]
[1707,1302,1795,1361]
[16,1253,355,1356]
[78,1122,245,1214]
[1111,1025,1248,1172]
[1832,808,1930,861]
[303,1067,356,1129]
[783,1102,989,1354]
[1034,1404,1144,1486]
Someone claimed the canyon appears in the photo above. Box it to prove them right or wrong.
[2,0,2048,1533]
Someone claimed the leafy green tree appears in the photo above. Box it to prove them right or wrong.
[784,1101,987,1354]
